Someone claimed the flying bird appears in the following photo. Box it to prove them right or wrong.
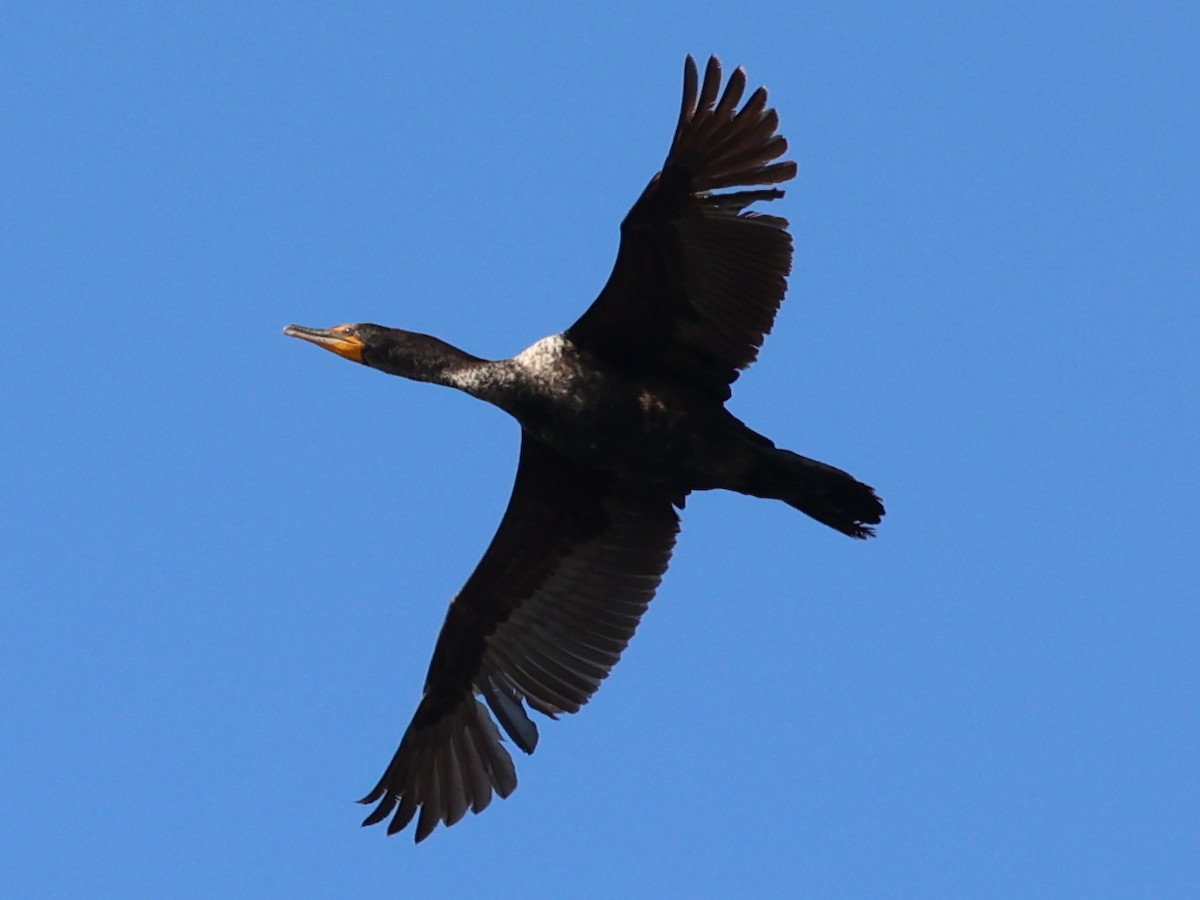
[285,55,884,843]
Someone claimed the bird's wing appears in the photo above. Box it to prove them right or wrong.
[359,433,680,842]
[566,55,797,400]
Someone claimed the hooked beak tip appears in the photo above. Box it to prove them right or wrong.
[282,323,365,364]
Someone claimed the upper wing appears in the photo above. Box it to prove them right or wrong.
[359,434,680,842]
[566,55,797,399]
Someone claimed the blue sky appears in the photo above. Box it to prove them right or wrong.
[4,2,1197,896]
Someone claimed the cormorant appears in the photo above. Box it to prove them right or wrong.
[285,56,884,843]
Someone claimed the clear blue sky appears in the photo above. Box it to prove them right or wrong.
[4,3,1197,896]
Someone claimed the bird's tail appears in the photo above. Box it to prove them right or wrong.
[745,446,884,539]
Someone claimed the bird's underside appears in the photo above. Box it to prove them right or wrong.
[285,55,885,843]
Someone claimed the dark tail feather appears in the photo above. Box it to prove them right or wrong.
[747,447,885,539]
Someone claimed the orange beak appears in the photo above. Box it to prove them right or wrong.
[283,324,365,363]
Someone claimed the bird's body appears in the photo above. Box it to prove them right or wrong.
[285,56,884,842]
[444,333,757,496]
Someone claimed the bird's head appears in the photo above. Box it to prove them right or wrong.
[284,322,483,385]
[283,323,382,365]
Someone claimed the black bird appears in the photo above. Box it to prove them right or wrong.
[285,56,884,843]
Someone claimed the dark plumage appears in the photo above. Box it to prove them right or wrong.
[284,55,884,843]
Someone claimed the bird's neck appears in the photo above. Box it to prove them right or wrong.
[376,331,581,408]
[379,336,490,389]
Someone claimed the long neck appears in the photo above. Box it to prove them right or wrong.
[377,333,489,386]
[370,328,562,407]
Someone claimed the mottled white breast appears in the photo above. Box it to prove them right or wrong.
[512,333,570,373]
